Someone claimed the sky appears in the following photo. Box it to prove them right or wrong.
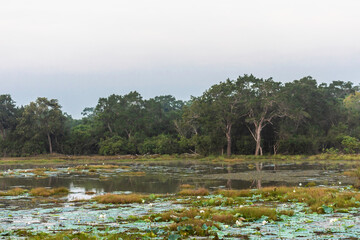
[1,0,360,118]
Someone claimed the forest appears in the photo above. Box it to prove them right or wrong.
[1,75,360,157]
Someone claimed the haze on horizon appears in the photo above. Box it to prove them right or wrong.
[1,0,360,118]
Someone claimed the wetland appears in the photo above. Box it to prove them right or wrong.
[0,158,360,239]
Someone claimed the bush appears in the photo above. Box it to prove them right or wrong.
[341,136,360,154]
[139,134,179,154]
[98,136,135,155]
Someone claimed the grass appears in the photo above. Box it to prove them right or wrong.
[21,231,144,240]
[122,171,146,176]
[194,196,237,207]
[2,153,360,166]
[178,187,209,196]
[215,189,253,197]
[93,193,145,204]
[237,206,278,221]
[0,187,27,196]
[212,213,235,224]
[30,187,69,197]
[179,184,195,189]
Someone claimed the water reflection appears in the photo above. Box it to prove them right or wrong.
[0,161,355,194]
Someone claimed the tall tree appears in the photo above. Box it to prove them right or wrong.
[17,97,65,154]
[199,80,246,156]
[236,75,286,155]
[0,94,17,140]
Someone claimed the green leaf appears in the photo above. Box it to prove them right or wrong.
[168,234,181,240]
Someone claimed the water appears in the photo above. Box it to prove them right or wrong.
[0,161,355,195]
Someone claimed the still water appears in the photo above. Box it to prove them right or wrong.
[0,161,354,194]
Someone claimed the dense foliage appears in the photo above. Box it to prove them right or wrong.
[1,75,359,156]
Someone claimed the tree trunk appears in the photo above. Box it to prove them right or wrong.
[226,124,232,157]
[47,133,53,154]
[107,123,113,133]
[254,124,262,156]
[226,133,231,157]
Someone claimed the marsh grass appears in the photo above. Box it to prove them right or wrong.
[216,189,253,197]
[30,187,69,197]
[122,171,146,176]
[74,164,119,170]
[93,193,145,204]
[168,219,219,237]
[178,188,209,196]
[212,213,235,224]
[194,196,237,207]
[280,187,360,213]
[237,206,277,221]
[0,187,27,196]
[179,184,194,189]
[149,208,211,223]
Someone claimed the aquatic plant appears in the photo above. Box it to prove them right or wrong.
[237,206,277,221]
[0,187,27,196]
[178,188,209,196]
[30,187,69,197]
[93,193,145,204]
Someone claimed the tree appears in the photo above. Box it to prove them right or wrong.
[95,91,145,140]
[0,94,17,140]
[17,97,66,154]
[236,75,286,155]
[198,79,246,156]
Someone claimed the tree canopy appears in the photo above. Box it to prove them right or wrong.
[0,75,360,157]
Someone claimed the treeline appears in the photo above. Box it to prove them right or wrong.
[1,75,360,157]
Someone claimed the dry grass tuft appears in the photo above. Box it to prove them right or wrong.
[237,206,277,221]
[0,187,27,196]
[216,189,253,197]
[178,188,209,196]
[212,213,235,224]
[30,187,69,197]
[179,184,194,189]
[93,193,144,204]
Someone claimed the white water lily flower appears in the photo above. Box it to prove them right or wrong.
[235,220,243,226]
[293,189,296,193]
[339,182,341,185]
[224,225,229,228]
[200,210,205,213]
[148,203,153,207]
[99,214,106,219]
[330,218,338,223]
[299,183,302,186]
[197,196,201,199]
[262,220,267,225]
[142,199,145,203]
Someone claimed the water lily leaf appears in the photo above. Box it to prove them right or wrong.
[202,223,208,230]
[154,217,162,222]
[168,234,181,240]
[322,205,333,214]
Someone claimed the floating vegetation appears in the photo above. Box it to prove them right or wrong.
[30,187,69,197]
[179,184,194,189]
[0,187,27,196]
[122,171,146,176]
[0,161,360,239]
[178,188,209,196]
[93,193,146,204]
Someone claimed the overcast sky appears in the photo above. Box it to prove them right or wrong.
[1,0,360,118]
